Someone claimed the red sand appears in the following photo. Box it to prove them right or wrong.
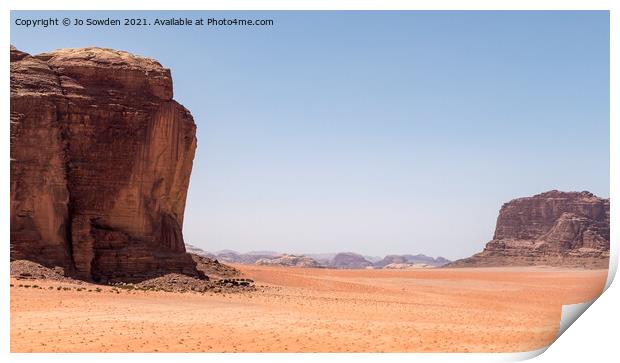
[10,265,607,352]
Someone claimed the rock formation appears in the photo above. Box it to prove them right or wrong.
[383,263,434,269]
[374,254,451,268]
[449,191,610,268]
[329,252,373,269]
[10,46,200,282]
[255,254,322,268]
[185,243,217,259]
[206,250,279,264]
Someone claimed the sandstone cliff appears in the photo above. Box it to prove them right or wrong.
[450,191,610,268]
[10,46,200,282]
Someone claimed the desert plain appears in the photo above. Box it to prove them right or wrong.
[10,265,607,353]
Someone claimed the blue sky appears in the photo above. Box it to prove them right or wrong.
[11,11,609,259]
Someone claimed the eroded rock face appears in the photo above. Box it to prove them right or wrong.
[450,191,610,268]
[329,252,373,269]
[10,46,200,282]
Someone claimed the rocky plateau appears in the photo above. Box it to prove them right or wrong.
[450,191,610,268]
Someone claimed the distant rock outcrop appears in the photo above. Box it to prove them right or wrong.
[185,244,216,259]
[255,254,322,268]
[374,254,450,268]
[304,253,336,265]
[449,191,610,268]
[383,263,434,269]
[213,250,279,264]
[329,252,374,269]
[10,46,200,282]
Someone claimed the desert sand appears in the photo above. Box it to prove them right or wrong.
[10,265,607,353]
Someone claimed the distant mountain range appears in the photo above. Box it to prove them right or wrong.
[185,244,450,269]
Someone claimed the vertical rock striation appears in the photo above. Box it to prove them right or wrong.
[449,191,610,268]
[10,46,201,282]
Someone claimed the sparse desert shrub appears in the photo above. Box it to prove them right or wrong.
[48,286,54,290]
[24,284,31,288]
[57,286,62,290]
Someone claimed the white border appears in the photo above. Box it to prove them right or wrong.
[3,1,617,362]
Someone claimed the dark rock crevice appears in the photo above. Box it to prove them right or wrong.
[50,61,77,276]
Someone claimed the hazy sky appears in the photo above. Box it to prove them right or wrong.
[11,11,609,260]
